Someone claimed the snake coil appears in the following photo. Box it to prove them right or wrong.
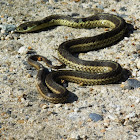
[16,13,127,103]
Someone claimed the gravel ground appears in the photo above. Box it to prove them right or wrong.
[0,0,140,140]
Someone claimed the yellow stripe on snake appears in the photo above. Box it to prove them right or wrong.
[16,13,127,103]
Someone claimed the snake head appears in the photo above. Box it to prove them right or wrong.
[16,22,38,33]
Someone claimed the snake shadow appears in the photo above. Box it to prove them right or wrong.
[65,91,78,103]
[111,23,135,83]
[64,68,131,104]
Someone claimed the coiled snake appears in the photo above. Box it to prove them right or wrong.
[16,13,127,103]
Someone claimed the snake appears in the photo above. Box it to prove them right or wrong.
[16,13,127,103]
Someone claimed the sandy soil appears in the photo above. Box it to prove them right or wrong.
[0,0,140,140]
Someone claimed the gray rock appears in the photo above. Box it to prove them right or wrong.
[122,79,140,89]
[120,7,127,11]
[89,113,103,122]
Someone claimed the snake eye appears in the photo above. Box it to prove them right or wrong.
[23,26,27,30]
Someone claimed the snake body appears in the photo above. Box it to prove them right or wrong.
[16,13,127,103]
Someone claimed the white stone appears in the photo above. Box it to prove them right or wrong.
[55,104,62,108]
[18,46,28,54]
[124,37,129,40]
[7,17,14,23]
[1,29,5,34]
[74,108,80,112]
[136,98,140,103]
[137,60,140,69]
[64,106,69,110]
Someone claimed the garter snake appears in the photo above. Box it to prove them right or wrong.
[16,13,127,103]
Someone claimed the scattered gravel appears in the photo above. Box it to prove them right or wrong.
[0,0,140,140]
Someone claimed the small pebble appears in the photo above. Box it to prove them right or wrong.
[64,106,69,110]
[55,104,62,108]
[1,36,5,40]
[41,104,48,109]
[25,115,30,120]
[1,29,5,34]
[7,110,12,115]
[89,113,103,122]
[120,7,127,11]
[136,98,140,103]
[70,132,79,139]
[121,78,140,89]
[74,108,80,112]
[128,96,140,104]
[3,76,7,80]
[137,71,140,77]
[5,34,14,40]
[124,37,129,41]
[18,46,28,54]
[137,60,140,69]
[136,44,140,51]
[7,17,14,23]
